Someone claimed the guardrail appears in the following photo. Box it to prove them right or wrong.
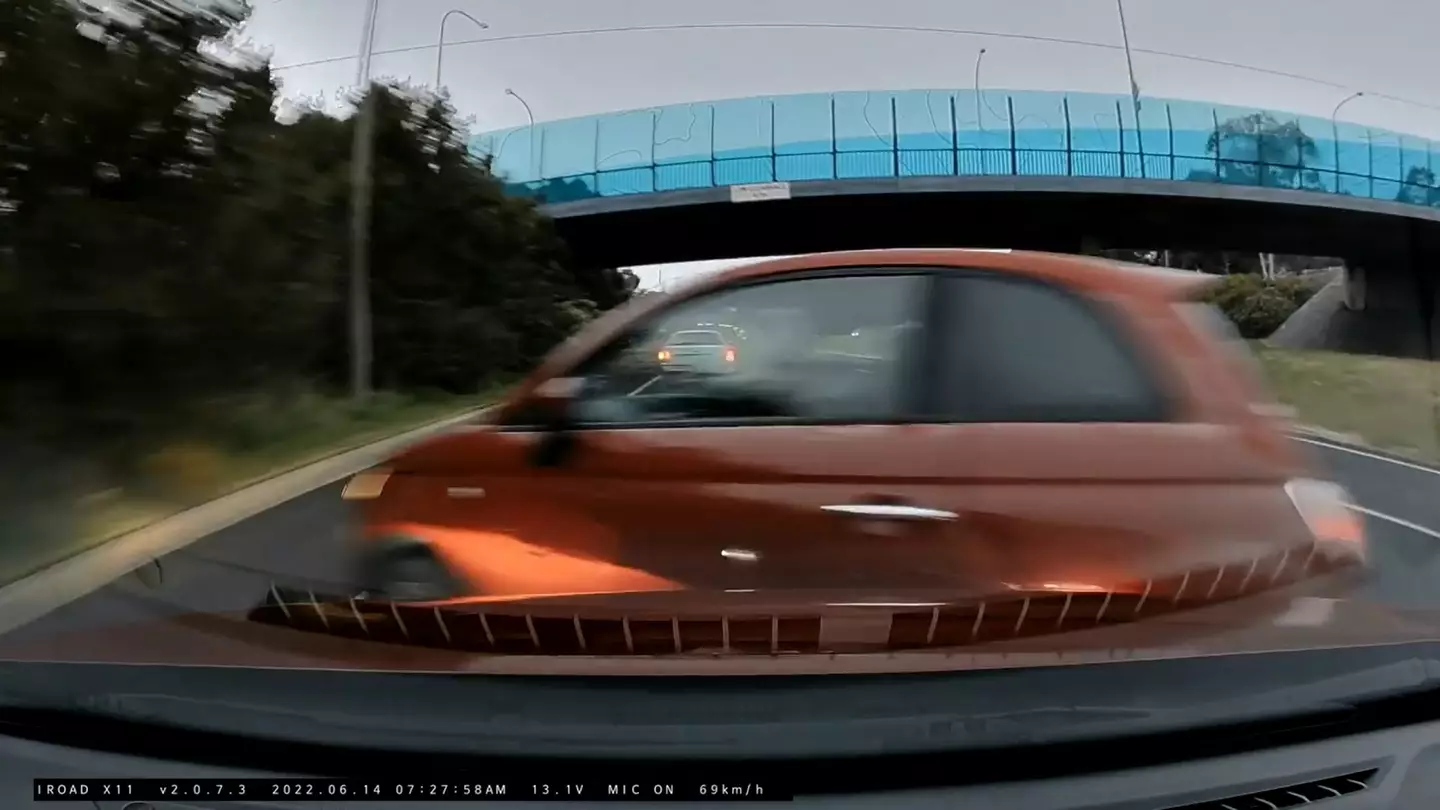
[469,89,1440,210]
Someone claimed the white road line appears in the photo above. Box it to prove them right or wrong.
[1292,435,1440,477]
[1347,503,1440,541]
[1291,435,1440,538]
[628,375,661,396]
[1272,596,1339,627]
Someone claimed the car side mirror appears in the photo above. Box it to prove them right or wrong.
[529,376,584,468]
[533,376,585,410]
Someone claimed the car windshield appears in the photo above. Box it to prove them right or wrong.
[6,0,1440,794]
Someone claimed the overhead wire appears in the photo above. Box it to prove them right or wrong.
[265,20,1440,115]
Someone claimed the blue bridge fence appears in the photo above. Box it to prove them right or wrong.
[469,89,1440,210]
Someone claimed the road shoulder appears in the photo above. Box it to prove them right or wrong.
[0,407,488,636]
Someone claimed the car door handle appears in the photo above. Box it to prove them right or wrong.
[821,504,959,521]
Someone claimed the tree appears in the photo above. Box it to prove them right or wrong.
[533,176,601,204]
[1397,166,1440,207]
[1205,113,1323,191]
[1,0,268,450]
[0,0,615,464]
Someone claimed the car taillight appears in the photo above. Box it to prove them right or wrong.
[658,349,671,361]
[724,346,736,362]
[1285,478,1366,560]
[342,467,393,501]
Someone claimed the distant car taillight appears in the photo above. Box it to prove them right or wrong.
[724,346,736,362]
[1285,478,1366,561]
[342,467,393,501]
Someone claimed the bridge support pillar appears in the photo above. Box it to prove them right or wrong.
[1326,233,1437,359]
[1342,264,1366,311]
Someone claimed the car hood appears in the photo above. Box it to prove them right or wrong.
[2,572,1438,677]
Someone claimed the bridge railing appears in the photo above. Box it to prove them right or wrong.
[469,89,1440,210]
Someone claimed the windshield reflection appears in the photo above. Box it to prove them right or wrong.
[5,0,1440,782]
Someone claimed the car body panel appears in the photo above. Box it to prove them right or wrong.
[361,249,1346,611]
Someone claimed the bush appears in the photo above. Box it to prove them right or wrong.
[1202,274,1318,339]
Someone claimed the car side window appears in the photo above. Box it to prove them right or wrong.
[933,273,1170,423]
[567,273,926,426]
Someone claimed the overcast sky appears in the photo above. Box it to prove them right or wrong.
[237,0,1432,288]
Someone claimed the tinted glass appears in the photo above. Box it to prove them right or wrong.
[934,274,1168,422]
[571,273,925,425]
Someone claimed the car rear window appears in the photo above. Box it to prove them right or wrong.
[668,331,724,346]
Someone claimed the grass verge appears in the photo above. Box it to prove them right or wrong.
[0,383,510,586]
[1253,343,1440,463]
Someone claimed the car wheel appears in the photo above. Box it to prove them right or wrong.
[367,546,459,602]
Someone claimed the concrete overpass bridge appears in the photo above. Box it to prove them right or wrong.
[471,89,1440,358]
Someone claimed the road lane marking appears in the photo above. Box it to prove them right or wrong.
[1272,596,1338,627]
[1293,435,1440,539]
[1347,503,1440,541]
[629,375,661,396]
[1292,435,1440,477]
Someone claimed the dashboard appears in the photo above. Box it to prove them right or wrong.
[7,711,1440,809]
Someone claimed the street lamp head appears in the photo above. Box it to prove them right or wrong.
[442,9,490,28]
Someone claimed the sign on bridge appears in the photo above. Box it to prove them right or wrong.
[729,182,791,203]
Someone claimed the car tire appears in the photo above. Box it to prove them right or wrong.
[362,544,461,603]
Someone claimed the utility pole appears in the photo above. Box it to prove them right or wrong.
[348,0,381,401]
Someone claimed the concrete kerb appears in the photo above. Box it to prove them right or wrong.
[0,406,492,636]
[1292,424,1368,446]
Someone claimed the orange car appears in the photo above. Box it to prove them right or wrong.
[342,249,1367,611]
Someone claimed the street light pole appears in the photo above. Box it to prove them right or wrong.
[505,88,537,180]
[1115,0,1141,118]
[1114,0,1144,176]
[434,9,489,90]
[348,0,381,401]
[973,47,986,132]
[1331,91,1364,191]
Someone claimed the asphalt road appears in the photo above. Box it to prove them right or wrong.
[1,438,1438,649]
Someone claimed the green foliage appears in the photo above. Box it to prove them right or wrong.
[1204,112,1324,190]
[0,0,622,464]
[1397,167,1440,206]
[1201,274,1317,339]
